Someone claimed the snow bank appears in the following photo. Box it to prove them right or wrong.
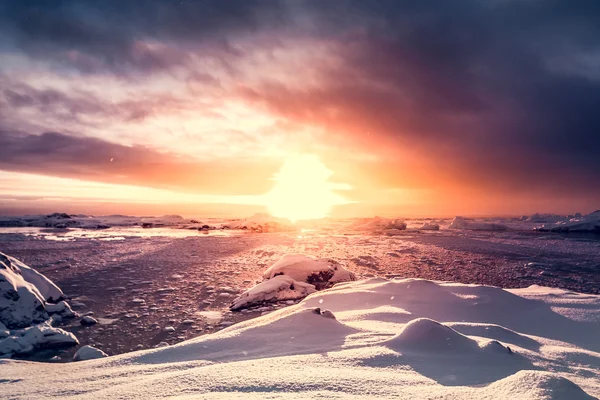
[1,278,599,398]
[537,210,600,233]
[73,345,107,361]
[231,254,356,310]
[233,213,296,232]
[449,216,508,231]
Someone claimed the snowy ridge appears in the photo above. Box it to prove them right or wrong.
[1,277,598,398]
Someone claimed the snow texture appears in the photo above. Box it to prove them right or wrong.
[8,254,64,302]
[1,277,598,398]
[231,275,316,311]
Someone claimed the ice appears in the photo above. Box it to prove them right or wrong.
[80,316,97,326]
[0,322,78,357]
[73,345,108,361]
[419,222,440,230]
[1,277,599,398]
[348,217,407,231]
[233,213,295,232]
[537,210,600,233]
[45,301,76,319]
[449,216,508,231]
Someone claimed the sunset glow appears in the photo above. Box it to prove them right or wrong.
[264,154,350,222]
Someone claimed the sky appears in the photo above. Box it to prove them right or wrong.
[0,0,599,218]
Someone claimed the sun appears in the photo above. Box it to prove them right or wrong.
[264,154,350,222]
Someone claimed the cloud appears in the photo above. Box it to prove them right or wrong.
[0,131,278,195]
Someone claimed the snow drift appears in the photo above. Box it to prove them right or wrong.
[1,277,598,398]
[231,254,356,310]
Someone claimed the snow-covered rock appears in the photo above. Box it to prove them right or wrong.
[45,300,76,319]
[449,216,508,231]
[80,316,97,326]
[6,255,64,302]
[263,254,356,289]
[73,345,108,361]
[231,255,356,310]
[0,322,78,357]
[233,213,295,232]
[0,253,48,329]
[537,210,600,233]
[231,275,317,311]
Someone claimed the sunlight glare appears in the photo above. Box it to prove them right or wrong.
[264,154,350,222]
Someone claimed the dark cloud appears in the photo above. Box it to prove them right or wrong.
[0,131,278,195]
[0,0,599,207]
[239,0,600,197]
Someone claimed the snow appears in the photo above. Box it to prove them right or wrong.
[231,275,317,311]
[45,301,76,319]
[231,254,356,310]
[0,322,78,357]
[73,345,108,361]
[262,254,356,288]
[7,255,64,302]
[537,210,600,233]
[0,252,48,329]
[1,277,598,398]
[449,216,508,231]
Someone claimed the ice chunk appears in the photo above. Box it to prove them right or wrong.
[262,254,356,289]
[73,345,108,361]
[449,216,508,231]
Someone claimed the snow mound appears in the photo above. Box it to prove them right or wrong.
[485,370,595,399]
[232,255,356,310]
[234,213,295,232]
[6,254,64,302]
[386,318,480,353]
[0,253,48,329]
[537,210,600,233]
[1,278,599,398]
[0,322,78,357]
[73,345,108,361]
[449,216,508,231]
[419,222,440,230]
[231,275,316,311]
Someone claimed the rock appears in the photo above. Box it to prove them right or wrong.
[163,326,175,332]
[45,300,76,319]
[73,345,108,361]
[80,316,98,326]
